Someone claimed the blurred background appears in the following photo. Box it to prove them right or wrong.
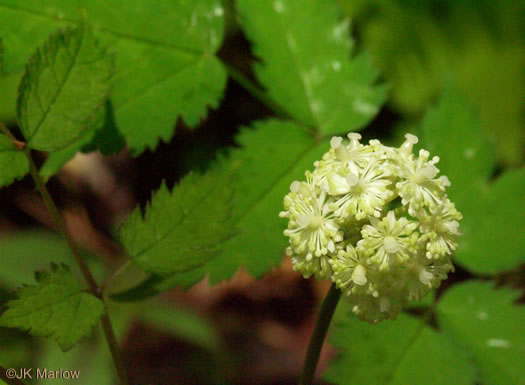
[0,0,523,384]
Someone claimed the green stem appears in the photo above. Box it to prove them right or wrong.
[299,283,342,385]
[24,148,100,293]
[24,151,129,385]
[0,366,27,385]
[0,124,129,385]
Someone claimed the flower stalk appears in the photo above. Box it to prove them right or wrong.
[299,283,341,385]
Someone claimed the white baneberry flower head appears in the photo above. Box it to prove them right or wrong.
[280,133,461,323]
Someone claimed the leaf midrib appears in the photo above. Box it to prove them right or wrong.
[0,287,88,321]
[132,173,234,259]
[25,27,83,142]
[234,137,323,225]
[384,317,427,384]
[269,6,320,130]
[0,2,209,56]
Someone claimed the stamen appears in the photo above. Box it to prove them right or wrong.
[400,133,418,154]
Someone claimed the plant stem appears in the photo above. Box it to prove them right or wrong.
[23,150,129,385]
[0,366,27,385]
[299,283,341,385]
[24,149,100,293]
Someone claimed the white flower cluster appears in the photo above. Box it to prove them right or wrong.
[279,133,461,323]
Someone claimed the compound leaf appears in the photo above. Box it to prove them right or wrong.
[438,281,525,385]
[237,0,385,134]
[112,120,330,300]
[119,168,237,274]
[17,23,114,151]
[0,0,227,154]
[0,263,105,352]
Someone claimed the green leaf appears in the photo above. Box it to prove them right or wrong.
[17,23,114,151]
[438,281,525,385]
[112,120,329,300]
[37,338,114,385]
[0,134,16,151]
[325,303,476,385]
[457,168,525,273]
[422,86,525,273]
[120,169,237,274]
[0,149,28,188]
[0,231,74,288]
[80,101,125,155]
[138,301,220,351]
[0,231,107,289]
[422,84,494,204]
[237,0,385,134]
[351,0,524,165]
[39,102,125,181]
[0,0,227,154]
[0,263,105,351]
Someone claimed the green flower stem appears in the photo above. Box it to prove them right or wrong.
[0,365,27,385]
[299,283,342,385]
[0,124,129,385]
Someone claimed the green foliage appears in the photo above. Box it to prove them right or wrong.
[182,120,328,285]
[324,303,476,385]
[39,103,125,181]
[326,280,525,385]
[0,0,227,154]
[138,301,220,352]
[342,0,524,165]
[0,46,28,187]
[37,338,114,385]
[422,86,525,274]
[0,264,105,351]
[0,231,107,289]
[422,85,494,204]
[0,232,75,288]
[0,0,522,382]
[438,281,525,385]
[120,169,237,274]
[0,145,28,187]
[17,23,114,151]
[0,134,14,151]
[112,120,330,300]
[237,0,385,134]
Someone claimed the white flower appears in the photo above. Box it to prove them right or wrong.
[280,132,461,323]
[358,211,419,271]
[417,199,462,259]
[327,162,393,220]
[398,249,455,301]
[280,180,343,277]
[289,248,333,280]
[330,244,376,296]
[396,148,450,215]
[312,133,378,193]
